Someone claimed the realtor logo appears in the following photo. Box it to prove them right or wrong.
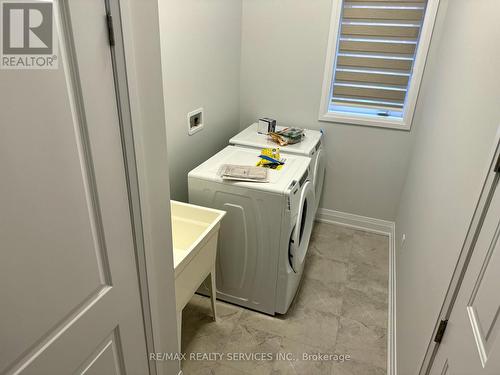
[1,0,58,69]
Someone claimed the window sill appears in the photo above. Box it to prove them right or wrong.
[318,111,412,131]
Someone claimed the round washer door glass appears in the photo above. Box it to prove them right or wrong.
[289,180,315,272]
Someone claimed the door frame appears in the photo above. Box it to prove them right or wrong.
[419,126,500,374]
[106,0,156,373]
[106,1,180,375]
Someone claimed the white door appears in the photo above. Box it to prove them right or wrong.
[0,1,150,374]
[429,163,500,374]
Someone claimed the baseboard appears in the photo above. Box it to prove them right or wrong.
[388,222,397,375]
[315,208,394,236]
[315,208,397,375]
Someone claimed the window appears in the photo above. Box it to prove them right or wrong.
[319,0,439,130]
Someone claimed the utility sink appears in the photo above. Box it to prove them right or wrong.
[170,200,225,351]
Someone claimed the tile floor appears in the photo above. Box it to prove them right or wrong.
[180,222,389,374]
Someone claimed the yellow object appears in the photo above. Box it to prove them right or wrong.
[256,159,283,170]
[261,147,280,160]
[256,148,284,170]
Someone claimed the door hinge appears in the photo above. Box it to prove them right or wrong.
[434,319,448,343]
[106,12,115,46]
[495,153,500,173]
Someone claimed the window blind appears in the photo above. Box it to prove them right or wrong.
[330,0,428,117]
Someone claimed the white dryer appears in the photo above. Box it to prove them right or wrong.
[188,146,315,315]
[229,123,325,213]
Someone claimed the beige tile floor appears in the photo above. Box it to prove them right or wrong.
[180,222,389,374]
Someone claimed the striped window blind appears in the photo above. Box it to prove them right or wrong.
[330,0,428,118]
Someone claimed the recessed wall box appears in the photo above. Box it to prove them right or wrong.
[188,108,204,135]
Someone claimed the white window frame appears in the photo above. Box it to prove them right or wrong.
[318,0,441,130]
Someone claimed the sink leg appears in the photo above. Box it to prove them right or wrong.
[177,309,182,353]
[209,267,217,321]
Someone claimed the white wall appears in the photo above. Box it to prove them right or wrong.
[240,0,414,221]
[159,0,242,202]
[395,0,500,373]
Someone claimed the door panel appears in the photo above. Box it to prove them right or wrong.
[0,1,149,374]
[467,209,500,365]
[430,168,500,374]
[469,228,500,342]
[439,360,449,375]
[77,330,124,375]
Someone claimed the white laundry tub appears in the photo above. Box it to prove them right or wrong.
[170,200,225,351]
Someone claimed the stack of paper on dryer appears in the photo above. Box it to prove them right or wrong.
[218,164,269,182]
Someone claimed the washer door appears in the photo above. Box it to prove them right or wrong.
[313,148,325,212]
[289,180,315,273]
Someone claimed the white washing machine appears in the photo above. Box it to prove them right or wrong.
[188,146,315,315]
[229,123,325,214]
